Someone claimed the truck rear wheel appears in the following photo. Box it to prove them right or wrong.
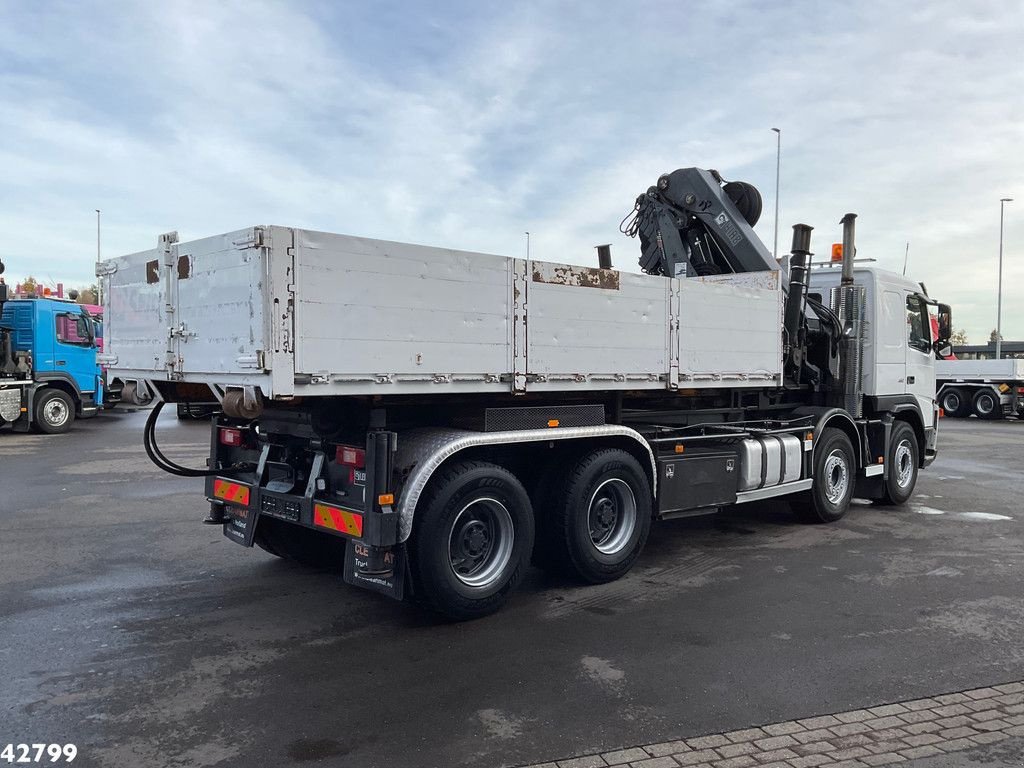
[792,428,855,524]
[34,389,75,434]
[549,448,652,584]
[410,461,534,621]
[877,421,919,506]
[940,388,967,418]
[972,389,1000,419]
[254,517,347,569]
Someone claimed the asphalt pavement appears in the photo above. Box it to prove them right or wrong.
[1,410,1022,768]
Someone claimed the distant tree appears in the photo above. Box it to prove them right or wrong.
[72,285,98,304]
[20,275,37,296]
[990,328,1003,342]
[949,328,969,346]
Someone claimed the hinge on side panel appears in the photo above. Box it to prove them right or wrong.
[232,227,264,249]
[169,323,197,341]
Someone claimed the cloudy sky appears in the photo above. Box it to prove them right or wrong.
[2,0,1022,343]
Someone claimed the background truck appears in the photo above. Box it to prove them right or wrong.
[936,359,1024,419]
[101,167,951,619]
[0,262,104,433]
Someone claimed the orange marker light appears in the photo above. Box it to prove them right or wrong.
[547,419,560,428]
[674,444,685,454]
[831,243,843,262]
[805,431,814,441]
[877,456,884,464]
[378,493,395,506]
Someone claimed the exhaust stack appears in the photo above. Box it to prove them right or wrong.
[784,224,814,379]
[832,213,866,416]
[840,213,857,286]
[595,244,613,270]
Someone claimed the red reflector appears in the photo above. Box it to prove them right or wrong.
[1017,387,1024,395]
[336,446,366,468]
[219,428,242,447]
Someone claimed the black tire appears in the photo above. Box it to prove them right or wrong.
[940,388,967,418]
[972,389,1000,419]
[409,461,534,621]
[34,389,76,434]
[549,449,652,584]
[254,516,347,569]
[791,428,856,524]
[877,421,919,506]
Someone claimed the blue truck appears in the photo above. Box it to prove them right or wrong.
[0,278,104,434]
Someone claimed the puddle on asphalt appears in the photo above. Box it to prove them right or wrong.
[913,506,1013,521]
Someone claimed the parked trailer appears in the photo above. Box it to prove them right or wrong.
[101,168,950,619]
[936,359,1024,419]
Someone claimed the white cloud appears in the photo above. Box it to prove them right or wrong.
[1,0,1022,344]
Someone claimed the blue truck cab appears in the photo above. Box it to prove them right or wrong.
[0,296,103,433]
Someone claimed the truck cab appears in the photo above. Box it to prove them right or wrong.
[809,265,940,462]
[0,297,103,433]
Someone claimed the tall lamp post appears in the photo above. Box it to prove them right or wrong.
[996,197,1012,359]
[95,209,102,305]
[771,128,781,260]
[525,231,530,260]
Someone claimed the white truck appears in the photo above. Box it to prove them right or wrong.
[936,358,1024,419]
[100,167,950,619]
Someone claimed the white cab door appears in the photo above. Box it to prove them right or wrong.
[904,293,936,428]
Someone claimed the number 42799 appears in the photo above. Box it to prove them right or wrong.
[1,745,77,763]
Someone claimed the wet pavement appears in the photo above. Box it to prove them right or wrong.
[1,411,1022,767]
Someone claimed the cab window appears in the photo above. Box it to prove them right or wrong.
[906,295,931,354]
[55,312,93,347]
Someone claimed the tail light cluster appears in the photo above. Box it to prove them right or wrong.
[336,446,365,468]
[336,445,366,486]
[218,427,254,448]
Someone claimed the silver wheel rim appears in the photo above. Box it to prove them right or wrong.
[894,439,914,488]
[588,478,637,555]
[823,449,850,505]
[447,497,514,589]
[977,394,994,415]
[43,398,70,427]
[943,393,960,412]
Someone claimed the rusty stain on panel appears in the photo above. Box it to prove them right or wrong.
[531,263,620,290]
[177,254,192,280]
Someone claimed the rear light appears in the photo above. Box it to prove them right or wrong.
[336,445,365,468]
[219,427,243,447]
[1017,387,1024,395]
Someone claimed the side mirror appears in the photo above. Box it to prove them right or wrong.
[936,303,952,343]
[933,341,953,359]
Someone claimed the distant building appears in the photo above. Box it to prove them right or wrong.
[953,341,1024,360]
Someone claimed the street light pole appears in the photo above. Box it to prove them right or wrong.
[96,209,102,305]
[997,197,1012,359]
[525,231,530,261]
[771,128,781,260]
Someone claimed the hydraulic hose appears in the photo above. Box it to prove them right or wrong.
[143,401,221,477]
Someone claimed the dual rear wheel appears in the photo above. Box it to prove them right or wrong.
[409,450,652,620]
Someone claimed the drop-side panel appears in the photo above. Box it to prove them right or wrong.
[527,262,668,388]
[677,271,783,386]
[101,246,167,375]
[175,227,271,377]
[292,230,512,386]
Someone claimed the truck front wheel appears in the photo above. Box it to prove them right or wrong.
[549,449,652,584]
[34,389,76,434]
[792,428,855,524]
[877,421,919,506]
[410,461,534,621]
